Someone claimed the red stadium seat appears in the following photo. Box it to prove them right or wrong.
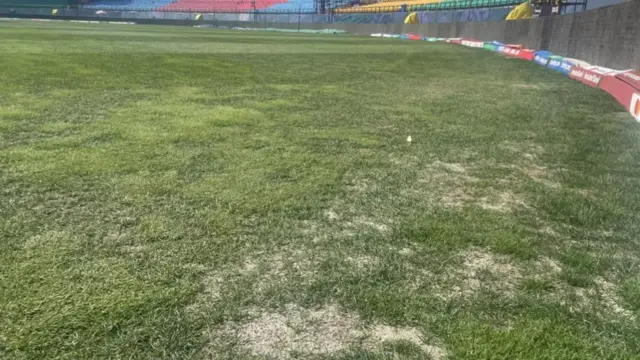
[159,0,287,11]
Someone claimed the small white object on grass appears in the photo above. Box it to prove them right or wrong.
[407,136,412,143]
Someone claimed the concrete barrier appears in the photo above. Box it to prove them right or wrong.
[327,1,638,70]
[272,1,639,69]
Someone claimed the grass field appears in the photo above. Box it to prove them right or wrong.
[1,20,640,360]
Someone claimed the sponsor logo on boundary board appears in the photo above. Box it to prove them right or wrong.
[632,93,640,122]
[549,59,562,67]
[394,33,639,123]
[534,55,549,66]
[569,66,610,88]
[462,40,484,48]
[584,73,601,86]
[560,62,573,72]
[501,47,521,56]
[547,57,569,74]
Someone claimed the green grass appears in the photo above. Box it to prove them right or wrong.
[1,20,640,360]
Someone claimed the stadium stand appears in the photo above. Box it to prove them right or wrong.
[158,0,288,11]
[334,0,523,13]
[409,0,523,11]
[0,0,73,7]
[266,0,314,11]
[77,0,525,13]
[83,0,177,10]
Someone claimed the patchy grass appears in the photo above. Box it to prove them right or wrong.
[1,20,640,360]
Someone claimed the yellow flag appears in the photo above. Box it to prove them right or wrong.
[404,12,419,24]
[506,2,533,20]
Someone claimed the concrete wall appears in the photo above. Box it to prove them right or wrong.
[233,0,639,69]
[323,0,639,70]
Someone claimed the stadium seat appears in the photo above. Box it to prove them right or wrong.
[158,0,287,11]
[84,0,178,11]
[334,0,523,13]
[0,0,70,7]
[83,0,523,13]
[266,0,314,11]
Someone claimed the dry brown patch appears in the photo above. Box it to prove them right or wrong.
[23,230,70,250]
[600,229,615,237]
[440,188,474,209]
[190,248,323,313]
[366,325,446,360]
[494,162,562,190]
[499,141,545,155]
[478,190,528,213]
[534,256,563,275]
[399,247,415,256]
[538,225,560,237]
[510,83,546,89]
[594,278,635,320]
[347,178,373,193]
[410,159,534,212]
[104,228,126,242]
[181,263,208,272]
[346,255,379,269]
[347,217,391,233]
[440,248,522,299]
[324,209,340,221]
[233,304,361,358]
[404,268,437,292]
[312,228,356,243]
[518,164,560,188]
[419,161,476,182]
[574,188,594,197]
[299,219,321,235]
[239,259,258,274]
[389,154,419,168]
[433,161,467,173]
[118,245,148,254]
[497,141,563,190]
[219,304,446,359]
[545,276,635,322]
[413,160,479,209]
[569,282,635,320]
[200,273,224,304]
[253,250,320,285]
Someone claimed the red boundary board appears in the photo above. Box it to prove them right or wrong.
[500,46,519,56]
[599,70,640,122]
[451,38,463,45]
[616,71,640,90]
[461,40,484,48]
[407,34,421,40]
[500,46,532,60]
[517,49,535,61]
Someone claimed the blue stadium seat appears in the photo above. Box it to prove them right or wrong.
[266,0,314,11]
